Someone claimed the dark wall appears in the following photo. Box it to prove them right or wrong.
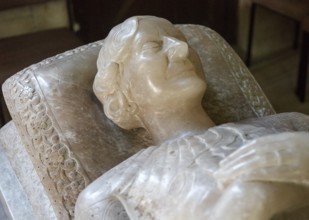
[0,0,51,10]
[72,0,238,44]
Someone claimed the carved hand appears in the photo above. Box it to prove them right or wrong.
[209,132,309,220]
[215,132,309,188]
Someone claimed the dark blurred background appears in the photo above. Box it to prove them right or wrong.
[71,0,238,43]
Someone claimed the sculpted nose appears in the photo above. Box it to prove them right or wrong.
[164,37,189,61]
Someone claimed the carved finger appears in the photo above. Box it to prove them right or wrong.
[218,132,308,174]
[236,166,309,186]
[219,141,256,168]
[215,149,289,185]
[220,133,287,168]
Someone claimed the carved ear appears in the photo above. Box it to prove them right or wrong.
[102,86,142,129]
[103,94,123,122]
[103,92,141,129]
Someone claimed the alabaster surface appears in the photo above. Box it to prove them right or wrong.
[0,134,34,220]
[0,121,56,220]
[3,17,274,219]
[76,113,309,220]
[75,16,309,220]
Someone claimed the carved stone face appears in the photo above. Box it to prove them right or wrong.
[122,17,206,111]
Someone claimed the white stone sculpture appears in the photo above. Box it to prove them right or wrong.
[75,16,309,220]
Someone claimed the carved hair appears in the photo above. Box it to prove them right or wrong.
[93,16,142,129]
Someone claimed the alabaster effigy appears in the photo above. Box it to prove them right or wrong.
[74,16,309,220]
[1,15,308,220]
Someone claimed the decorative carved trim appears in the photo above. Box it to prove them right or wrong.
[202,25,276,116]
[3,41,103,219]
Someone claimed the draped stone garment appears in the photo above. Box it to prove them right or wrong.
[75,112,309,220]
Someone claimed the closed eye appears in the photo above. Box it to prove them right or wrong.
[142,41,162,53]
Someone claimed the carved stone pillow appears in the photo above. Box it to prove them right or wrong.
[2,25,274,219]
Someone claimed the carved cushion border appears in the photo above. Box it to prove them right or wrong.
[2,41,104,219]
[177,25,276,117]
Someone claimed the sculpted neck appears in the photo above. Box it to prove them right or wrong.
[140,104,215,145]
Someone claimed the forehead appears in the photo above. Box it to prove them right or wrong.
[133,18,187,44]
